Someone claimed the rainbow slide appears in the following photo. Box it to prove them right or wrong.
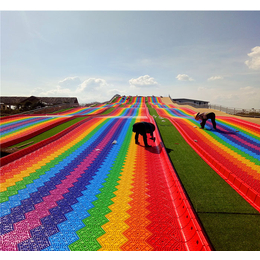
[0,96,126,147]
[149,97,260,212]
[0,97,211,251]
[0,116,73,148]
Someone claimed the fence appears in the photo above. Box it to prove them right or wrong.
[208,104,260,117]
[171,100,260,117]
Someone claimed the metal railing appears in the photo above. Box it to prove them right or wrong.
[208,104,260,117]
[169,96,259,117]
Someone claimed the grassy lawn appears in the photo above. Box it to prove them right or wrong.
[148,104,260,251]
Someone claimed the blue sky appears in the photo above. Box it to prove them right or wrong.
[1,7,260,108]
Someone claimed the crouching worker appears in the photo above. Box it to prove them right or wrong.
[195,112,217,130]
[132,122,156,147]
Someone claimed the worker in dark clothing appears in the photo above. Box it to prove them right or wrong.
[195,112,217,130]
[132,122,156,147]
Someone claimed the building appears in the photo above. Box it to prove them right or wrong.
[171,98,209,107]
[0,103,8,110]
[0,96,79,110]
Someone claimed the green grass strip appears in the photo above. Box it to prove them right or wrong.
[48,108,75,114]
[100,108,115,115]
[148,104,260,251]
[1,117,56,138]
[9,117,85,149]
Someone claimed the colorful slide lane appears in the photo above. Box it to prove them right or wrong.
[0,96,133,147]
[57,107,108,116]
[0,101,211,251]
[149,98,260,212]
[57,96,129,116]
[0,116,73,148]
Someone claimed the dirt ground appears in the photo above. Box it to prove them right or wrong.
[160,97,260,126]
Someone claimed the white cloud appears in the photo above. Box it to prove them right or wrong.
[107,88,125,96]
[240,86,254,91]
[176,74,194,81]
[196,85,260,109]
[207,76,223,81]
[30,87,45,95]
[76,78,110,93]
[217,86,260,109]
[198,86,207,92]
[39,85,73,96]
[239,86,259,100]
[58,76,81,89]
[32,76,124,104]
[129,75,159,88]
[245,46,260,70]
